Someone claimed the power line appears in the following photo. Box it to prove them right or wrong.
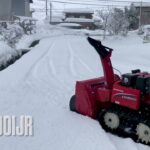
[40,0,147,16]
[49,1,133,7]
[50,0,128,5]
[50,0,150,4]
[35,5,127,12]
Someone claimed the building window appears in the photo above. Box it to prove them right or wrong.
[143,11,150,18]
[80,15,86,18]
[69,15,75,18]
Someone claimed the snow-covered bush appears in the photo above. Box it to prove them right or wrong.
[19,19,36,35]
[0,41,18,68]
[124,4,139,30]
[94,9,112,30]
[0,20,37,70]
[107,8,129,36]
[94,9,112,39]
[1,23,24,48]
[94,8,129,37]
[93,10,104,29]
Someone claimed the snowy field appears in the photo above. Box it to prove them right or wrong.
[0,23,149,150]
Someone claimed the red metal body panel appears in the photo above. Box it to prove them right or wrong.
[75,77,106,118]
[111,82,141,110]
[100,54,114,89]
[75,75,120,119]
[96,88,110,102]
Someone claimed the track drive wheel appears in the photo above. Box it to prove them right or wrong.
[99,110,120,131]
[136,123,150,144]
[69,95,76,112]
[104,112,120,130]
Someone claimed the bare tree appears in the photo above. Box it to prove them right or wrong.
[95,8,112,39]
[107,8,129,36]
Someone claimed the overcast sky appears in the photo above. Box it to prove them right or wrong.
[32,0,150,18]
[34,0,150,11]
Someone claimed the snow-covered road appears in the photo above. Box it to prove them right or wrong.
[0,33,149,150]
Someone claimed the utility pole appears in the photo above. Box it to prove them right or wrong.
[139,1,142,29]
[138,1,143,34]
[50,2,52,24]
[46,0,48,18]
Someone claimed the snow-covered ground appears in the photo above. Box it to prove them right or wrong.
[0,23,149,150]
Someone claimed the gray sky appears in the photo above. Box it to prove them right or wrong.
[33,0,150,18]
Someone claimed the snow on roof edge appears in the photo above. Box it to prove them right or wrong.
[63,9,94,14]
[133,2,150,7]
[65,17,94,23]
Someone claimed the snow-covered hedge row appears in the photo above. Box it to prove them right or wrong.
[94,4,139,36]
[0,41,18,69]
[0,23,24,48]
[0,21,37,70]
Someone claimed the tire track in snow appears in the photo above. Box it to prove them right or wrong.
[67,39,95,76]
[67,40,78,77]
[47,58,70,91]
[24,40,56,80]
[43,37,76,89]
[48,59,57,76]
[23,37,72,108]
[45,37,71,90]
[21,39,65,107]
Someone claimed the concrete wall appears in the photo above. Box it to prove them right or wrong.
[12,0,31,17]
[12,0,25,16]
[0,0,31,20]
[25,0,31,16]
[0,0,12,20]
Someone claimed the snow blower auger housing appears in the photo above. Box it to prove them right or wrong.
[70,37,150,145]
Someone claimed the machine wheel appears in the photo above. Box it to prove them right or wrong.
[99,109,120,131]
[103,112,120,130]
[136,123,150,144]
[69,95,76,112]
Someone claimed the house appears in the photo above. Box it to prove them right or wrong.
[133,2,150,25]
[64,9,93,19]
[0,0,33,21]
[63,9,96,30]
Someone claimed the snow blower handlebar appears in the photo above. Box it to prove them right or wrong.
[87,37,115,89]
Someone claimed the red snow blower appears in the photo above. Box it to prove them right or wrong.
[70,37,150,145]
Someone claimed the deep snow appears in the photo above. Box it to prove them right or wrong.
[0,24,149,150]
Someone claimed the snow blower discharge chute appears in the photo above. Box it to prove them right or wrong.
[69,37,150,145]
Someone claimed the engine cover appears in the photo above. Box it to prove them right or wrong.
[111,81,141,110]
[121,73,138,87]
[136,76,150,94]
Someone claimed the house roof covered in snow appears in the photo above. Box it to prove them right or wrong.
[132,2,150,7]
[63,9,94,14]
[58,23,81,27]
[65,17,94,23]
